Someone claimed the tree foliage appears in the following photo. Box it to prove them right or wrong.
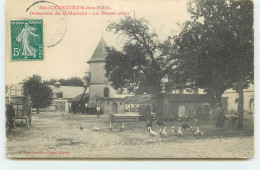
[172,0,253,100]
[172,0,253,128]
[43,77,84,86]
[83,72,91,87]
[23,75,53,114]
[106,16,174,95]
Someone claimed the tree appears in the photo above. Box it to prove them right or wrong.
[43,77,84,86]
[43,79,56,85]
[173,0,253,128]
[58,77,84,86]
[106,16,174,116]
[80,71,91,102]
[23,75,53,114]
[83,72,91,87]
[5,85,9,94]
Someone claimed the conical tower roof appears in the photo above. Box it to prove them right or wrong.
[87,37,107,63]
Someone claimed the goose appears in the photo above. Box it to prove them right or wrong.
[161,127,167,136]
[148,127,158,136]
[177,126,183,136]
[194,127,203,135]
[120,123,125,132]
[93,124,99,132]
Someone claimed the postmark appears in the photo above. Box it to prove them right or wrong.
[25,1,67,48]
[10,19,43,61]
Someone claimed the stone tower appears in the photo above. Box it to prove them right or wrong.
[87,37,116,107]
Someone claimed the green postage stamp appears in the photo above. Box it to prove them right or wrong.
[10,19,43,61]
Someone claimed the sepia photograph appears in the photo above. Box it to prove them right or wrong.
[5,0,254,159]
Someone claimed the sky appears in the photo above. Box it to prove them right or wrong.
[5,0,191,85]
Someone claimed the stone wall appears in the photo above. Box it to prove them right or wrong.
[97,97,125,115]
[89,84,117,107]
[89,61,107,84]
[222,91,254,114]
[162,101,210,119]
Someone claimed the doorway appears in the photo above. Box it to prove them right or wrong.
[112,103,118,114]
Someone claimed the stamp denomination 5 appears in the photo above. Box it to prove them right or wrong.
[10,19,43,61]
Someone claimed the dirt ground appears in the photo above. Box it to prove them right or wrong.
[6,113,254,159]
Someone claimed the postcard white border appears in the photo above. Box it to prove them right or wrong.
[0,0,259,170]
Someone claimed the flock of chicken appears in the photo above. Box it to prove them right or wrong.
[79,117,203,138]
[147,118,204,137]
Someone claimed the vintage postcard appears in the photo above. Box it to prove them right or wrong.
[5,0,254,159]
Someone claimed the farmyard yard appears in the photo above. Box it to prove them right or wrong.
[6,113,254,158]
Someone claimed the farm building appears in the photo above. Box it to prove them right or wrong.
[87,37,119,108]
[46,82,85,112]
[125,94,155,113]
[87,36,134,114]
[96,97,125,115]
[160,94,212,120]
[124,93,214,120]
[222,84,254,114]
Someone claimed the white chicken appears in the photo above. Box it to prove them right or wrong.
[194,127,203,135]
[93,124,99,132]
[177,126,183,136]
[148,127,158,136]
[161,127,167,137]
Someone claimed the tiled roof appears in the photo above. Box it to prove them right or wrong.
[48,85,86,99]
[7,83,86,100]
[71,93,89,102]
[87,37,107,63]
[125,95,153,104]
[164,94,210,102]
[125,94,210,104]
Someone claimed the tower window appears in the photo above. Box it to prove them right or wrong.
[104,87,109,97]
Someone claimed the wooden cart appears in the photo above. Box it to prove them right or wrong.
[7,89,32,128]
